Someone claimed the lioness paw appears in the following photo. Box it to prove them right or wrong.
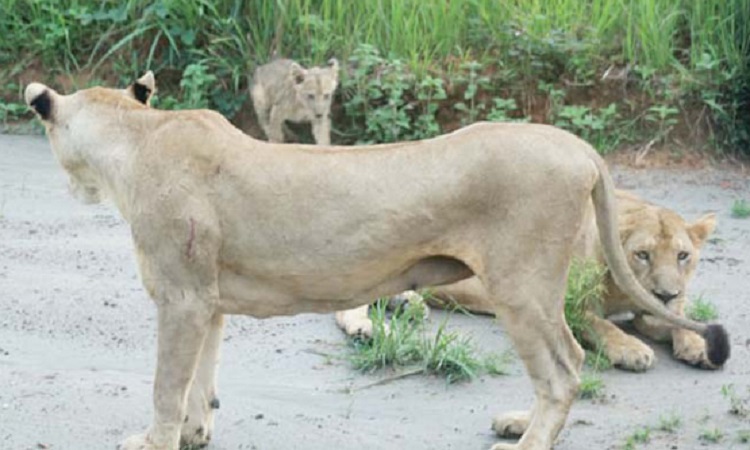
[606,337,656,372]
[117,434,156,450]
[492,411,530,438]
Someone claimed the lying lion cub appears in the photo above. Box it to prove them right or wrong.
[25,74,728,450]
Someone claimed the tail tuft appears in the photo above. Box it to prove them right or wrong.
[703,324,730,366]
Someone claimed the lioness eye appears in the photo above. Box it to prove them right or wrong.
[323,93,330,100]
[635,251,650,261]
[677,251,690,261]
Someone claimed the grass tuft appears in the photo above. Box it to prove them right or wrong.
[687,296,719,322]
[731,199,750,219]
[348,297,509,383]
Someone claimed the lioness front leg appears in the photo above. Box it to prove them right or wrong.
[119,295,214,450]
[182,313,225,447]
[585,312,655,371]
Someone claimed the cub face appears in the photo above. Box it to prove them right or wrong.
[289,58,339,121]
[25,72,155,204]
[620,203,716,306]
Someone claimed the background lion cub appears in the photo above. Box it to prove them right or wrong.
[251,58,339,145]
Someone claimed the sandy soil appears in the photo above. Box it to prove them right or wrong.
[1,134,749,450]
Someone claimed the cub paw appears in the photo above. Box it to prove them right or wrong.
[492,411,530,438]
[344,317,376,338]
[674,331,717,369]
[606,336,656,372]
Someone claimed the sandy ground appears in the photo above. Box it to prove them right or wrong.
[1,134,749,450]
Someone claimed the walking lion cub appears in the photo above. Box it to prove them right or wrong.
[251,58,339,145]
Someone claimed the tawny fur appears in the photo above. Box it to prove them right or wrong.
[25,78,724,450]
[251,58,339,145]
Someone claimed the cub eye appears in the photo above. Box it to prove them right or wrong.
[323,94,330,100]
[635,251,650,261]
[677,251,690,261]
[307,94,315,100]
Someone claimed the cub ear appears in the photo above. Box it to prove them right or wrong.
[129,71,156,105]
[688,213,717,246]
[327,58,340,81]
[25,83,57,121]
[290,62,306,85]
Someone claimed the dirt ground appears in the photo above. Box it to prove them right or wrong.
[1,134,748,450]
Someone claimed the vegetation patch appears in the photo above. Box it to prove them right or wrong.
[687,296,719,322]
[731,199,750,219]
[348,298,512,384]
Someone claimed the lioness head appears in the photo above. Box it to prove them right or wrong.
[619,194,716,305]
[25,72,155,204]
[289,58,339,121]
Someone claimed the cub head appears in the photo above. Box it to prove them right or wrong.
[289,58,339,122]
[619,197,716,305]
[24,72,155,204]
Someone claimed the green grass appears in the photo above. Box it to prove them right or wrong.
[687,296,719,322]
[721,384,750,417]
[578,371,606,400]
[732,200,750,219]
[623,426,651,449]
[564,259,607,345]
[657,413,682,433]
[348,298,510,383]
[699,427,724,443]
[738,430,750,443]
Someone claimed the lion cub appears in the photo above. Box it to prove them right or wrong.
[251,58,339,145]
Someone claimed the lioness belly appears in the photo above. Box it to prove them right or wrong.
[216,255,473,317]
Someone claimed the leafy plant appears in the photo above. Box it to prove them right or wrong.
[453,60,490,125]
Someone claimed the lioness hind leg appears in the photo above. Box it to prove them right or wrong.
[119,294,214,450]
[493,410,532,438]
[182,313,225,447]
[487,280,584,450]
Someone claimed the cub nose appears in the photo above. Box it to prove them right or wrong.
[652,289,680,303]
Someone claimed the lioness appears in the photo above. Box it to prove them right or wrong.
[25,77,728,450]
[339,190,721,372]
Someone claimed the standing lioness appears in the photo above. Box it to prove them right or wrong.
[25,79,728,450]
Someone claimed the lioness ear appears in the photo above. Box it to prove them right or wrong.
[290,63,306,85]
[688,213,717,246]
[130,71,156,106]
[25,83,57,121]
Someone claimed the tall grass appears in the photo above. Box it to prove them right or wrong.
[2,1,746,74]
[1,0,748,152]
